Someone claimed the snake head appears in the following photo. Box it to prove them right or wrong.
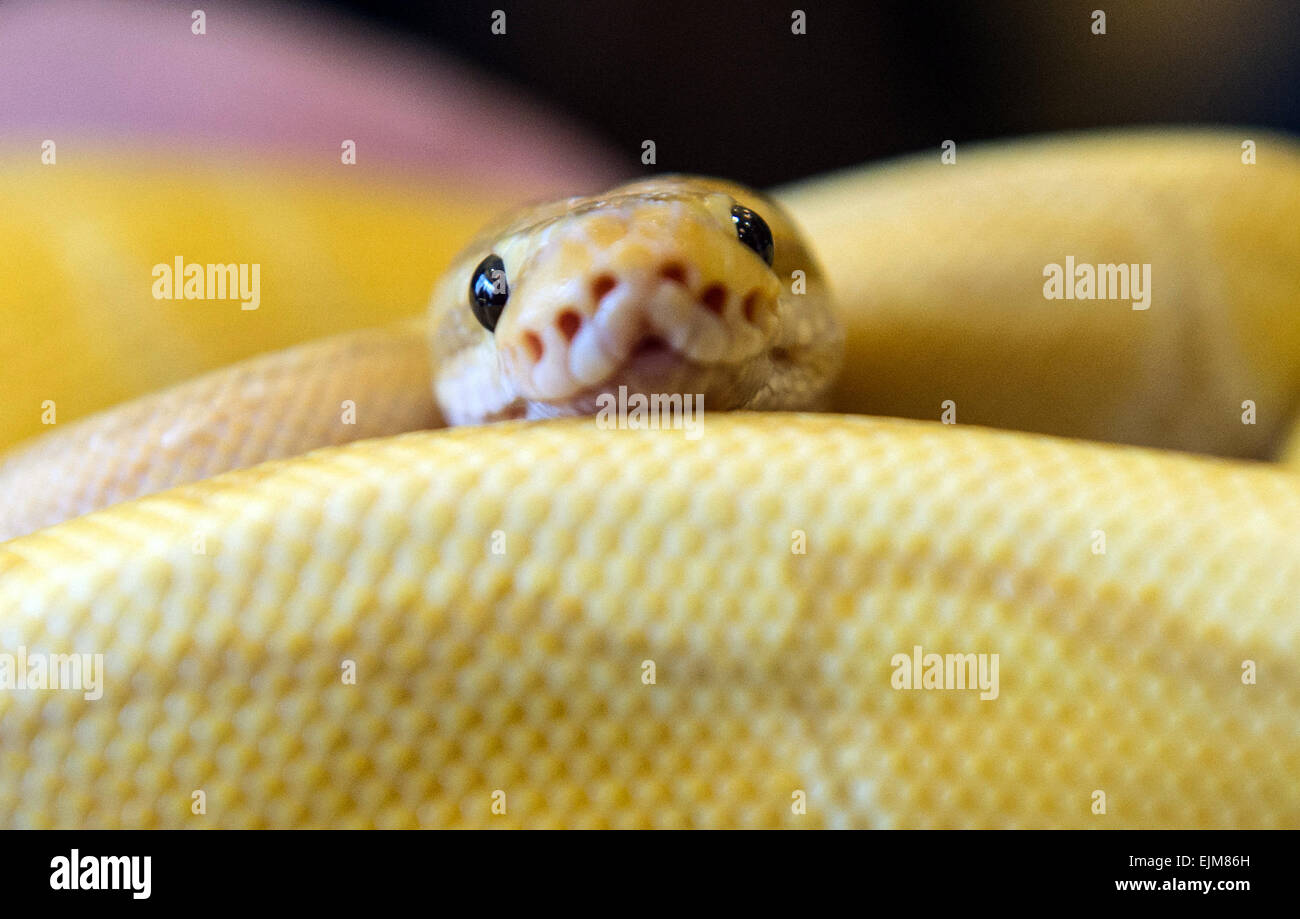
[430,176,842,424]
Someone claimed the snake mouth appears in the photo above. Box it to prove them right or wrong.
[551,335,701,413]
[522,337,768,420]
[621,334,677,376]
[631,335,669,357]
[606,327,731,393]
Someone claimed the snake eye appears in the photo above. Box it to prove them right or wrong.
[731,204,774,266]
[469,254,509,332]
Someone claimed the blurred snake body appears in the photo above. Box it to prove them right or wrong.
[1,131,1299,828]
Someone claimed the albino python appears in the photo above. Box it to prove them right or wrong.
[1,130,1298,828]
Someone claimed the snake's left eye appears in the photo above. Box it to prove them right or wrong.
[470,254,509,332]
[731,204,774,266]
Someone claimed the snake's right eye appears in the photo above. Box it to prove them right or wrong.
[470,254,509,332]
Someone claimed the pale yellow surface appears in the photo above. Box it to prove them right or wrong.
[780,129,1300,458]
[0,319,432,540]
[1,415,1297,828]
[1,131,1298,828]
[0,151,527,451]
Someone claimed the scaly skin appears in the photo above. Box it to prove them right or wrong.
[1,415,1297,828]
[1,130,1298,827]
[0,319,434,541]
[780,129,1300,457]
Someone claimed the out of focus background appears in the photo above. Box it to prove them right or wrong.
[0,0,1296,449]
[319,0,1300,186]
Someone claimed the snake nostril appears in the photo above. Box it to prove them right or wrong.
[742,289,761,323]
[556,309,582,341]
[700,284,727,315]
[659,261,688,285]
[590,273,618,303]
[522,331,544,362]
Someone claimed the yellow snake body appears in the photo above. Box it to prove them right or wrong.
[1,130,1298,828]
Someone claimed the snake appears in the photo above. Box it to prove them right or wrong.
[1,129,1298,828]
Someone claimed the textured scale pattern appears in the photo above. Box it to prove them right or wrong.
[0,320,436,541]
[2,415,1297,828]
[780,130,1300,458]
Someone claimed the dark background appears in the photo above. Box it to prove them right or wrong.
[309,0,1300,187]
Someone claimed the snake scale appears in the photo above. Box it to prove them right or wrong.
[1,130,1298,828]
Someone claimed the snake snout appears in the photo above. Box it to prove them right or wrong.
[497,205,786,407]
[510,264,775,375]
